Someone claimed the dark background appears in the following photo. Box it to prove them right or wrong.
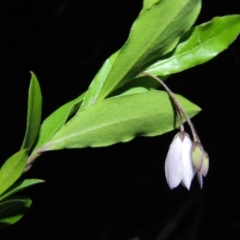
[0,0,239,239]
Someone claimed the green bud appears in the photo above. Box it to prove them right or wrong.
[191,142,204,170]
[200,151,209,177]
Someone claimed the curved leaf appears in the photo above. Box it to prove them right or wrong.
[0,149,28,196]
[41,90,201,151]
[0,196,31,229]
[0,179,44,201]
[80,50,119,110]
[21,72,42,150]
[33,92,85,152]
[80,0,201,109]
[145,15,240,76]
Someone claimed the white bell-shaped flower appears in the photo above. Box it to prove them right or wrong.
[165,132,196,190]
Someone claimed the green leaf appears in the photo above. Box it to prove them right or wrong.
[0,179,44,201]
[0,149,28,196]
[109,75,168,97]
[21,72,42,150]
[141,0,160,14]
[80,0,201,110]
[32,92,85,152]
[80,50,119,110]
[41,90,201,151]
[0,196,31,229]
[144,15,240,76]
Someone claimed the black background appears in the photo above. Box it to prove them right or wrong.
[0,0,239,239]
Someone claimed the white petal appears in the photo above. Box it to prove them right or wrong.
[165,134,184,189]
[181,135,196,190]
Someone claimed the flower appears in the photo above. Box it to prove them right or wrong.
[165,132,196,190]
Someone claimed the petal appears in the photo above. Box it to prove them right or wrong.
[181,135,196,190]
[165,134,184,189]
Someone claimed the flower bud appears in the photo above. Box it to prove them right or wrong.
[200,151,209,177]
[197,151,209,188]
[191,142,204,170]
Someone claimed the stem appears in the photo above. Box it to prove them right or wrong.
[140,72,200,142]
[24,151,41,173]
[24,140,58,173]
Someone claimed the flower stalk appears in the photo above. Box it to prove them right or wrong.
[140,72,209,189]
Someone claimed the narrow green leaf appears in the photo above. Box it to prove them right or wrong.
[42,91,201,151]
[0,149,28,196]
[32,92,85,152]
[81,0,201,110]
[80,50,119,110]
[145,15,240,76]
[0,196,31,229]
[0,179,44,201]
[21,72,42,150]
